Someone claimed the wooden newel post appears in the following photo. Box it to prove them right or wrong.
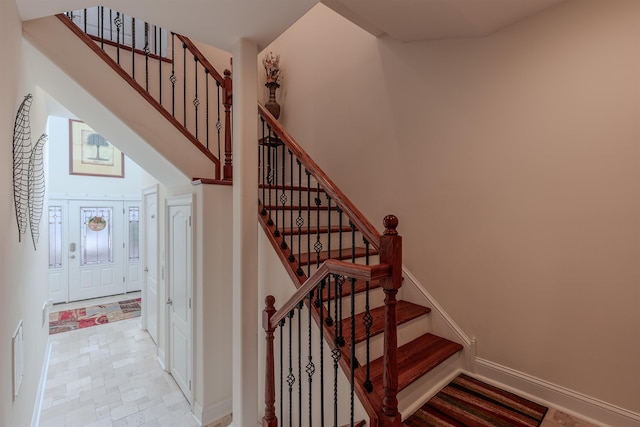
[262,295,277,427]
[222,68,233,181]
[379,215,402,427]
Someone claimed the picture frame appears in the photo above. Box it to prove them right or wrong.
[69,119,124,178]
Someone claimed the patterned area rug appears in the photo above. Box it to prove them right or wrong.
[404,373,548,427]
[49,298,141,335]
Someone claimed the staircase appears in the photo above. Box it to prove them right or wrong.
[27,8,466,425]
[257,108,464,426]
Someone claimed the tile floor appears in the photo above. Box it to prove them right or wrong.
[40,295,596,427]
[40,294,231,427]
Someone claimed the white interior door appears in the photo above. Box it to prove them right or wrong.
[167,199,192,403]
[68,201,124,301]
[143,189,159,344]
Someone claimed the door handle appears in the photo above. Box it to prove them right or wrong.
[144,267,149,272]
[166,298,172,306]
[69,255,76,259]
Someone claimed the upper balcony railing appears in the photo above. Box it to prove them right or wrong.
[59,7,232,181]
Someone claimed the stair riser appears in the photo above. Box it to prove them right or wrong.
[321,286,385,323]
[261,207,357,231]
[280,232,365,260]
[352,316,431,367]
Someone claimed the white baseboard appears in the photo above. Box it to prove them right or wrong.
[31,336,52,427]
[193,398,232,426]
[475,358,640,427]
[156,348,166,370]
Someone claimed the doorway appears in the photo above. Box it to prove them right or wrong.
[48,197,141,304]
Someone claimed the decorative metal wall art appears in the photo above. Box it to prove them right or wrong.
[12,94,33,243]
[28,134,47,250]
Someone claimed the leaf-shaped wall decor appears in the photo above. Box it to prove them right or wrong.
[13,94,33,242]
[28,134,47,250]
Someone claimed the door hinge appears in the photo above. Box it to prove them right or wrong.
[123,242,125,248]
[189,216,191,226]
[189,380,191,390]
[189,298,191,309]
[123,276,125,283]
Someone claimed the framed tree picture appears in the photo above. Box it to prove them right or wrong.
[69,120,124,178]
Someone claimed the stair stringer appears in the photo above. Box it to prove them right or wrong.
[22,15,216,182]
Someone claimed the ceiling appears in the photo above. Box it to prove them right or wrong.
[17,0,566,51]
[321,0,567,42]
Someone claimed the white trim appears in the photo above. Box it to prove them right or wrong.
[475,359,640,427]
[193,398,232,426]
[157,348,166,370]
[401,266,471,348]
[49,194,141,201]
[31,337,52,427]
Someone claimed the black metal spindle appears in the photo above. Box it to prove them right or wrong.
[182,42,187,127]
[319,280,325,427]
[131,18,136,80]
[273,135,280,237]
[363,237,373,393]
[288,150,295,261]
[170,33,176,117]
[267,135,274,226]
[279,319,284,425]
[315,183,322,268]
[260,119,267,216]
[337,209,345,345]
[280,145,287,249]
[288,310,294,427]
[83,9,87,33]
[306,170,312,277]
[109,9,112,41]
[158,27,162,104]
[349,276,357,425]
[100,7,104,49]
[193,56,199,139]
[114,12,121,64]
[332,276,341,427]
[296,160,304,276]
[307,290,315,427]
[298,301,303,426]
[144,23,150,91]
[325,195,333,327]
[205,68,209,149]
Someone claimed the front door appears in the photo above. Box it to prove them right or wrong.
[68,200,124,301]
[167,198,192,402]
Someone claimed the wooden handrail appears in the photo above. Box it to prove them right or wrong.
[269,259,391,328]
[258,104,381,249]
[175,34,225,84]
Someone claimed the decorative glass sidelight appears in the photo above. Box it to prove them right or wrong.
[48,206,63,269]
[128,207,140,261]
[80,207,113,266]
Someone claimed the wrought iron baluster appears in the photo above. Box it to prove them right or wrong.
[314,183,322,269]
[307,290,315,426]
[108,9,112,41]
[131,18,136,80]
[297,301,303,426]
[287,310,295,427]
[205,68,209,149]
[306,169,312,277]
[144,23,150,91]
[182,42,187,127]
[158,26,162,104]
[337,209,345,345]
[296,159,304,276]
[319,279,325,427]
[332,275,341,426]
[83,9,87,33]
[349,276,357,425]
[114,12,122,64]
[216,81,222,160]
[274,134,280,238]
[260,118,267,216]
[350,220,356,263]
[170,33,176,117]
[363,237,373,393]
[288,150,295,261]
[280,144,287,249]
[193,56,199,139]
[325,195,333,327]
[267,131,274,227]
[99,7,104,50]
[279,319,284,425]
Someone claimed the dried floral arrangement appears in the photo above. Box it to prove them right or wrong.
[262,51,282,85]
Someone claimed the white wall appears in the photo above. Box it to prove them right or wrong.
[0,1,51,425]
[265,0,640,416]
[47,115,148,197]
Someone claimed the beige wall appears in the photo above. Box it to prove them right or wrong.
[0,1,51,425]
[266,0,640,414]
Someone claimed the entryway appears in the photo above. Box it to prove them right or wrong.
[48,197,141,304]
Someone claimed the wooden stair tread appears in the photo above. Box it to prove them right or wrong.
[281,225,352,236]
[364,333,463,397]
[262,204,337,211]
[298,247,379,266]
[341,301,431,344]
